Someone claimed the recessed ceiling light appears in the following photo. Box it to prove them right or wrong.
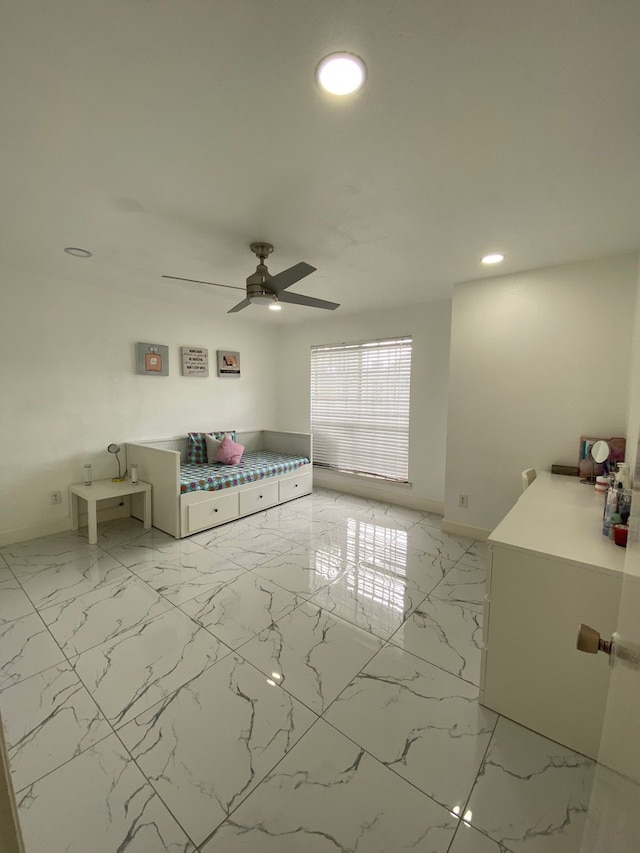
[481,253,505,265]
[64,247,93,258]
[316,52,367,96]
[269,303,282,312]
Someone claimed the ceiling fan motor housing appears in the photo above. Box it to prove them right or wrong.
[246,267,277,304]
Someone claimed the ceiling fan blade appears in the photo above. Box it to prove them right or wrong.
[228,297,252,314]
[278,291,340,311]
[162,275,245,292]
[268,262,316,294]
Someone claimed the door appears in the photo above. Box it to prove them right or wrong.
[579,443,640,851]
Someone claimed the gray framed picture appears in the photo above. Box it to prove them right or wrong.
[181,346,209,377]
[136,342,169,376]
[217,350,240,378]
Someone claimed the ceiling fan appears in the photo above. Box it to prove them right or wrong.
[163,242,340,314]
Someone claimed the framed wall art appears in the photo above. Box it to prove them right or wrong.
[217,350,241,378]
[136,342,169,376]
[181,346,209,377]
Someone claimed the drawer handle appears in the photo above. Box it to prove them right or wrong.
[214,508,218,513]
[259,495,263,499]
[294,484,298,488]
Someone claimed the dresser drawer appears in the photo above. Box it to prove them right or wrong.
[187,492,239,533]
[279,471,312,502]
[239,481,279,515]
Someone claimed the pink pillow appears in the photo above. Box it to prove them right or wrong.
[214,434,245,465]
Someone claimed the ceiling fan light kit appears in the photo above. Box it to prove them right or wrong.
[163,241,340,314]
[316,52,367,95]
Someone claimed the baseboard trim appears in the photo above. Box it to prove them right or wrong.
[313,469,444,515]
[0,518,71,547]
[442,519,491,540]
[0,506,129,547]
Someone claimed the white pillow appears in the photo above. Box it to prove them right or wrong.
[204,433,223,463]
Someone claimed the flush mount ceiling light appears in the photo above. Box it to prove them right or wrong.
[64,247,93,258]
[481,253,505,265]
[316,52,367,95]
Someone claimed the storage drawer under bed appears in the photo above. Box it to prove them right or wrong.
[186,491,239,533]
[279,470,312,502]
[239,481,280,515]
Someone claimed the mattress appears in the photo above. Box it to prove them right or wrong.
[179,450,310,494]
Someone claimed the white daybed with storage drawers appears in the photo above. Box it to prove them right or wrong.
[126,431,312,539]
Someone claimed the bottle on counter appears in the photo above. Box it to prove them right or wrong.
[615,462,632,490]
[603,483,622,538]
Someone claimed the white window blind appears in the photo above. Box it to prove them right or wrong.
[310,336,412,482]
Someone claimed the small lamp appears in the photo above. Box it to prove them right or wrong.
[107,444,126,482]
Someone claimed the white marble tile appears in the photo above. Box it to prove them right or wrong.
[458,540,489,570]
[136,550,245,605]
[391,595,483,686]
[238,602,383,714]
[403,523,474,562]
[352,502,435,532]
[179,572,303,649]
[203,718,458,852]
[431,563,487,607]
[16,734,195,852]
[119,654,317,846]
[106,531,204,571]
[466,717,595,853]
[253,545,348,597]
[0,662,111,791]
[188,517,257,548]
[198,525,299,569]
[0,574,35,624]
[295,499,360,524]
[0,612,65,689]
[325,643,497,811]
[450,822,514,853]
[0,532,101,574]
[94,515,158,549]
[307,565,426,640]
[400,546,457,593]
[72,608,230,728]
[244,508,334,547]
[39,574,173,656]
[314,520,455,595]
[9,551,131,610]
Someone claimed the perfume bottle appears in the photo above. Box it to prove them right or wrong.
[145,346,162,372]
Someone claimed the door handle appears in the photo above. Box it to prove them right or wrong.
[577,623,613,656]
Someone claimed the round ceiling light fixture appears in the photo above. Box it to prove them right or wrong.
[64,247,93,258]
[269,303,282,311]
[481,253,505,265]
[316,52,367,96]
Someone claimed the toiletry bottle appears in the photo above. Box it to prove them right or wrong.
[615,463,632,490]
[603,484,620,537]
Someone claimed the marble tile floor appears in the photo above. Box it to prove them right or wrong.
[0,488,599,852]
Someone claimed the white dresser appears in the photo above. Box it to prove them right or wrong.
[481,472,625,759]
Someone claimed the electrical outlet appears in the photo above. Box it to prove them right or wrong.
[51,490,62,505]
[458,494,468,508]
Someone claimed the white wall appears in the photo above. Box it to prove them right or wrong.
[445,253,638,537]
[625,257,640,478]
[276,299,451,512]
[0,268,279,543]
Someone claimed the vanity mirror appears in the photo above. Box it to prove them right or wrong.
[581,439,610,484]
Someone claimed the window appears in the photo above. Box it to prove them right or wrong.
[310,336,412,482]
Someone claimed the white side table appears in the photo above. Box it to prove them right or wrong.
[69,479,152,545]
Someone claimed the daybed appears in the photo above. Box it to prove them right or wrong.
[126,430,312,538]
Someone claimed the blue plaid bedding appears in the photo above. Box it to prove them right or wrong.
[180,450,310,494]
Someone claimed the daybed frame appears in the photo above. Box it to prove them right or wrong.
[126,431,312,539]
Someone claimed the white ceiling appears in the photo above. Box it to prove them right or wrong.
[2,0,640,323]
